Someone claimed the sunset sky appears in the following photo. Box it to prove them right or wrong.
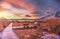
[0,0,60,19]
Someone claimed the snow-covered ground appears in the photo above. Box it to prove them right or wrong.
[0,23,19,39]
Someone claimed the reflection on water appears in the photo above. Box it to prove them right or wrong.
[2,23,19,39]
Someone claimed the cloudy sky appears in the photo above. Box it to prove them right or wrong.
[0,0,60,16]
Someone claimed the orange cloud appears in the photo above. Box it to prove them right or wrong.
[1,0,40,18]
[5,0,36,11]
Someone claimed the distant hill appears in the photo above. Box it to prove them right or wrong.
[55,11,60,18]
